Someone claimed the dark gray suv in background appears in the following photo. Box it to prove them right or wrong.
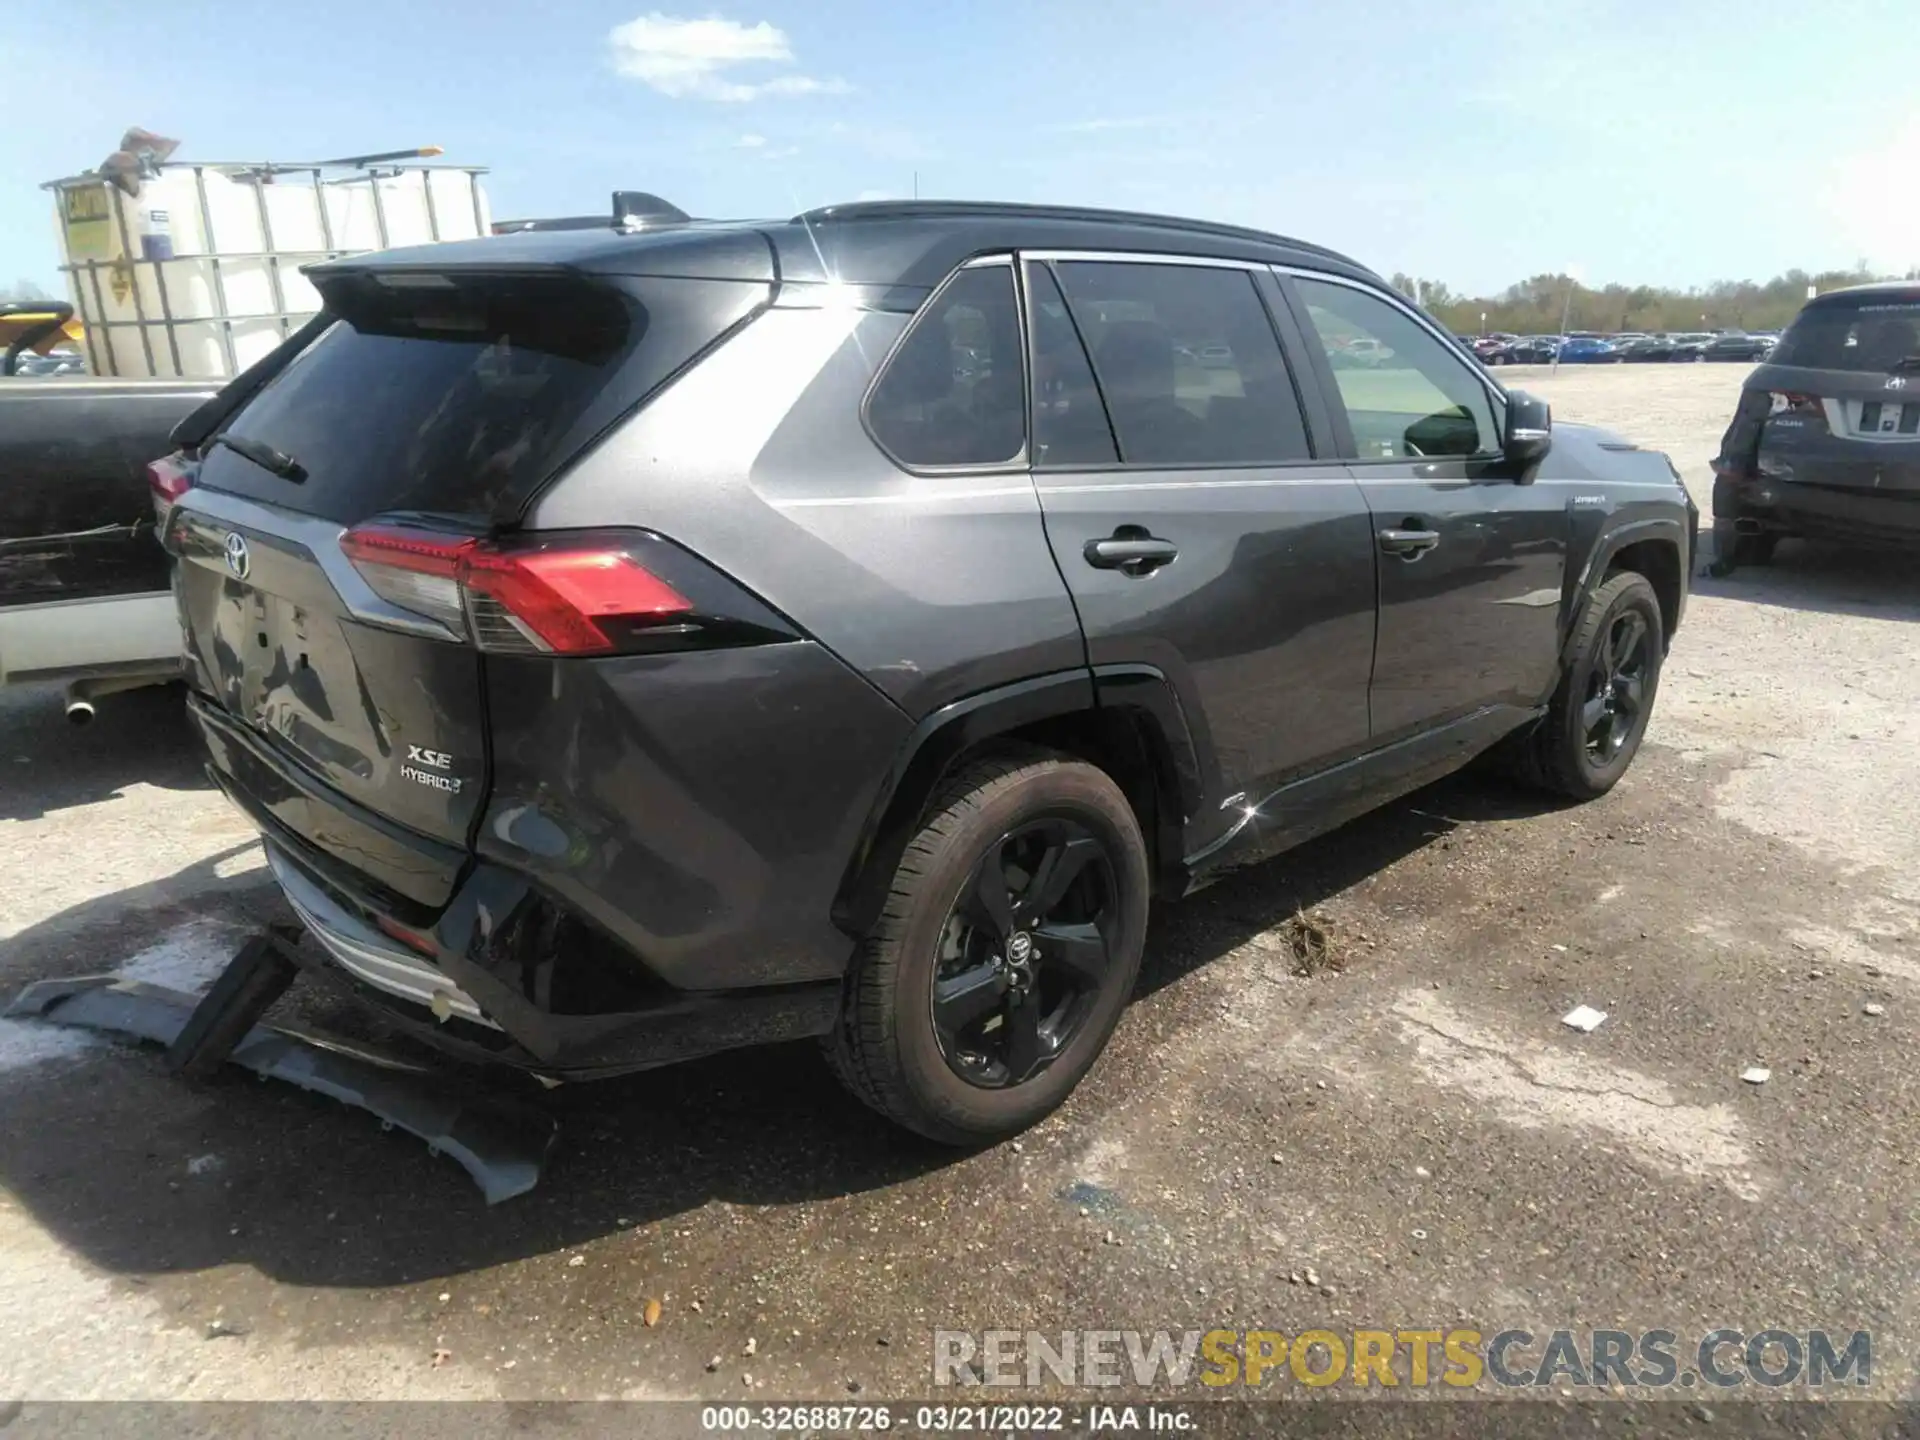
[1712,281,1920,570]
[154,200,1694,1143]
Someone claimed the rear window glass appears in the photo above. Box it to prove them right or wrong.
[201,273,764,523]
[1772,298,1920,372]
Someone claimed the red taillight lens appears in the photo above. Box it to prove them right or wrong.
[341,525,692,655]
[147,452,196,504]
[463,546,691,653]
[147,456,195,501]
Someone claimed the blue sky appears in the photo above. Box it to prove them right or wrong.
[2,0,1913,296]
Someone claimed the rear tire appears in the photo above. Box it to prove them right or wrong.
[1506,572,1664,800]
[827,749,1149,1145]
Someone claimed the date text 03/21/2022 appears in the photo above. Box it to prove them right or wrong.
[698,1404,1188,1432]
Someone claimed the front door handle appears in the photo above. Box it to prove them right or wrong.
[1377,526,1441,559]
[1085,530,1179,576]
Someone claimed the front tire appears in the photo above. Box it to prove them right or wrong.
[827,749,1149,1145]
[1508,572,1665,800]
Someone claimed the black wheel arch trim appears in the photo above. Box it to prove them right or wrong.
[831,665,1209,938]
[1561,514,1690,667]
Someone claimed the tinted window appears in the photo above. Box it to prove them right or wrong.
[200,273,764,525]
[1054,261,1311,465]
[868,265,1025,468]
[1026,263,1116,466]
[1773,298,1920,372]
[1294,277,1500,459]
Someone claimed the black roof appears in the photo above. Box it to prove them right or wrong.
[312,198,1377,296]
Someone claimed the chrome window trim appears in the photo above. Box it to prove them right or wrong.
[1021,249,1266,272]
[1021,250,1320,470]
[1275,264,1510,461]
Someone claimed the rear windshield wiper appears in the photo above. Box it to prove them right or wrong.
[208,432,308,483]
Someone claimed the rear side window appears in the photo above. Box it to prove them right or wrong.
[1293,276,1499,459]
[867,264,1026,469]
[1773,298,1920,372]
[1054,261,1310,466]
[1026,263,1117,466]
[200,273,766,524]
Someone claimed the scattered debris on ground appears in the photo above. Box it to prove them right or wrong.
[1282,909,1345,977]
[1561,1004,1608,1033]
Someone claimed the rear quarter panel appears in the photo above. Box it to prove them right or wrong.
[527,304,1086,719]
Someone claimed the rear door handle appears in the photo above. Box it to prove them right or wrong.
[1084,532,1179,575]
[1377,526,1441,559]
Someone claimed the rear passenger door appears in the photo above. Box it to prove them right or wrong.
[1281,272,1567,742]
[1024,254,1379,835]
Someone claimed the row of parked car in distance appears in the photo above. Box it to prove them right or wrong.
[1460,331,1779,366]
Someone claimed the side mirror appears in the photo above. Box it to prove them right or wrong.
[1505,389,1552,467]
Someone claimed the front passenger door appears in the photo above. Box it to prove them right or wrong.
[1284,274,1568,743]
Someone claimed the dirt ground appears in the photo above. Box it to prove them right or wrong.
[4,362,1920,1417]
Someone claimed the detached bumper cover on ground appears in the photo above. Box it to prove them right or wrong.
[6,969,558,1204]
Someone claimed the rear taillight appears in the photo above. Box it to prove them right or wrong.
[147,454,195,501]
[147,452,197,527]
[341,525,696,655]
[1767,391,1823,418]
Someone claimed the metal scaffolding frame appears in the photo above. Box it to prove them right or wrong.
[43,157,489,379]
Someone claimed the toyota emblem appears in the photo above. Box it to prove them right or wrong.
[1886,376,1909,391]
[223,531,251,580]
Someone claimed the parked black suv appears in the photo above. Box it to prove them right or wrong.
[155,200,1695,1143]
[1710,282,1920,570]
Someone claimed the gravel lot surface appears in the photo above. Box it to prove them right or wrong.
[4,362,1918,1422]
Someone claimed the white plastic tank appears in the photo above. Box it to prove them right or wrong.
[48,154,491,379]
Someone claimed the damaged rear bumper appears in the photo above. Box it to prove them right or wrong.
[5,970,557,1203]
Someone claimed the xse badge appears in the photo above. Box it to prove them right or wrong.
[401,744,462,794]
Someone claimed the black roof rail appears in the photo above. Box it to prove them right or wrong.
[789,200,1352,263]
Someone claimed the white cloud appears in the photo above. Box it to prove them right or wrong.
[734,133,767,148]
[608,13,849,102]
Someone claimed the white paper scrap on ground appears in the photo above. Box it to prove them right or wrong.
[1561,1005,1608,1033]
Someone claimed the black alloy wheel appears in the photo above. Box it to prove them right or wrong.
[931,818,1116,1088]
[1500,570,1664,800]
[826,749,1149,1145]
[1582,608,1651,765]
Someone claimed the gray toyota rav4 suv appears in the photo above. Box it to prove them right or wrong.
[155,199,1695,1143]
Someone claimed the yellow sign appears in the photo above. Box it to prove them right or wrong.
[61,183,115,264]
[108,261,134,306]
